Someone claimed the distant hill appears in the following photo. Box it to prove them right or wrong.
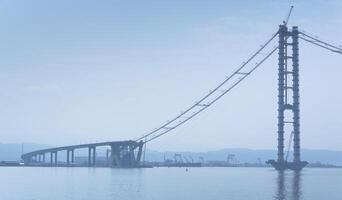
[1,143,341,165]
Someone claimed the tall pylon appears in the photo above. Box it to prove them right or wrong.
[267,25,308,170]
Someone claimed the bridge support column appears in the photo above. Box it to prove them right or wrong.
[50,152,53,166]
[71,149,74,164]
[267,25,308,170]
[88,147,91,166]
[110,144,121,167]
[66,149,75,166]
[106,149,110,166]
[277,24,286,164]
[92,147,96,166]
[67,150,70,166]
[42,154,45,163]
[129,144,135,165]
[292,27,301,164]
[136,141,144,166]
[54,152,58,166]
[109,141,143,168]
[88,147,96,166]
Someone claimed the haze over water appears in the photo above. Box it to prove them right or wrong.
[1,0,342,151]
[1,1,342,200]
[1,167,341,200]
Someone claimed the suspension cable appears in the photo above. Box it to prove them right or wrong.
[145,46,278,142]
[136,32,278,141]
[299,31,342,54]
[135,31,279,143]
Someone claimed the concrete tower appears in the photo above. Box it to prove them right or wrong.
[267,25,308,170]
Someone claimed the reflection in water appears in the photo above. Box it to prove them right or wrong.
[276,171,286,200]
[274,171,302,200]
[292,171,302,200]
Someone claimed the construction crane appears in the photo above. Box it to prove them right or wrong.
[286,131,294,162]
[283,6,294,26]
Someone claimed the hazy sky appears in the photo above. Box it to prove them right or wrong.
[0,0,341,151]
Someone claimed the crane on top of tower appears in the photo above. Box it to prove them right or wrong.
[283,6,294,26]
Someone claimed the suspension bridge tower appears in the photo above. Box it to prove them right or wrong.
[267,25,308,170]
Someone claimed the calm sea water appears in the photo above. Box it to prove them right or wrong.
[1,167,341,200]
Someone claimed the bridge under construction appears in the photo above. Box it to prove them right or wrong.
[21,23,342,170]
[22,141,144,168]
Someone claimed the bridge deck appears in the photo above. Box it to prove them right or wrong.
[21,140,137,159]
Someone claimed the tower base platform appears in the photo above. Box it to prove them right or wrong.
[266,160,308,171]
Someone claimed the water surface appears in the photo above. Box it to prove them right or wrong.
[1,167,341,200]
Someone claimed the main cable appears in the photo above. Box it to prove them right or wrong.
[135,30,279,143]
[144,45,279,143]
[299,31,342,54]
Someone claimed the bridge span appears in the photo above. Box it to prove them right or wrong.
[20,23,342,170]
[21,140,144,168]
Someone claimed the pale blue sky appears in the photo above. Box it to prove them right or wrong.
[0,0,341,151]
